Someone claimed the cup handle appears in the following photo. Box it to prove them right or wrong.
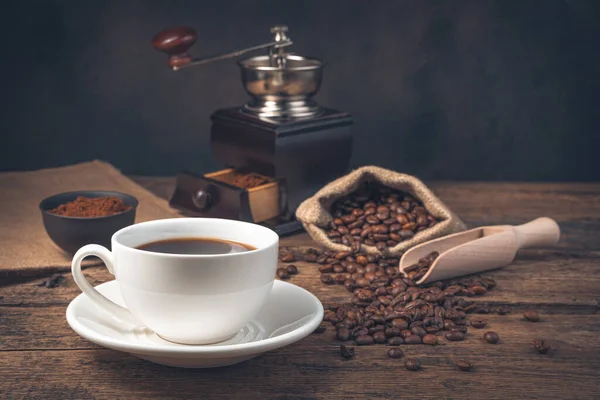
[71,244,137,324]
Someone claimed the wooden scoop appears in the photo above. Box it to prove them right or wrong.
[399,217,560,285]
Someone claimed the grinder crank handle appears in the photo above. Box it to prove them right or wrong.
[152,26,293,70]
[512,217,560,250]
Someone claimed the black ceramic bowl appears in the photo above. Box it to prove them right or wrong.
[39,191,138,255]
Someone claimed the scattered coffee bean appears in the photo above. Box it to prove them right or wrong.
[470,319,487,329]
[286,264,299,275]
[355,335,375,346]
[532,339,551,354]
[411,326,427,337]
[484,331,500,344]
[38,273,64,288]
[340,344,355,359]
[387,348,404,359]
[387,337,404,346]
[280,252,295,263]
[523,310,540,322]
[373,331,387,344]
[422,334,438,345]
[276,268,289,280]
[445,331,465,342]
[321,274,335,285]
[456,360,473,371]
[336,327,351,341]
[313,324,327,334]
[404,335,423,345]
[405,358,421,371]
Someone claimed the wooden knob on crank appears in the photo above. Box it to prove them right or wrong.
[152,27,197,69]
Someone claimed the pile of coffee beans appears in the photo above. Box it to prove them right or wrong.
[325,182,438,252]
[295,246,552,367]
[305,248,499,351]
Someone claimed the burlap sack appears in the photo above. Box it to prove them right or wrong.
[296,166,466,255]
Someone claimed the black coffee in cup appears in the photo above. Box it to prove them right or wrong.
[137,238,255,255]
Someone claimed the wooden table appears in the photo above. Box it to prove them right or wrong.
[1,179,599,399]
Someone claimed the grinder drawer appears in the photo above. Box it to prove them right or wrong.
[169,168,280,223]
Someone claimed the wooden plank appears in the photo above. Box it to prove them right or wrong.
[1,313,599,399]
[1,253,598,309]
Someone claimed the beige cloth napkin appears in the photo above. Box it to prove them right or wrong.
[0,160,180,279]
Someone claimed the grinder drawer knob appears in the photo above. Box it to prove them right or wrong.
[192,190,211,210]
[152,26,197,68]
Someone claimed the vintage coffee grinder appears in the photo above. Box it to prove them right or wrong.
[152,25,353,235]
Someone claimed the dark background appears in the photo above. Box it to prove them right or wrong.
[1,0,599,181]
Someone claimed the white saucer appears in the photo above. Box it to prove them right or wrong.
[66,280,324,368]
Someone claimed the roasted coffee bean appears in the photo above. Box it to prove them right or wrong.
[365,263,378,273]
[356,277,372,287]
[532,339,551,354]
[384,327,403,338]
[332,264,345,273]
[483,331,500,344]
[355,255,368,265]
[321,274,335,285]
[376,242,387,251]
[323,310,336,322]
[445,331,465,341]
[366,215,379,224]
[373,224,389,234]
[387,348,404,359]
[410,326,427,337]
[470,285,487,295]
[343,280,355,291]
[304,253,318,262]
[368,325,386,335]
[470,319,487,329]
[340,318,357,329]
[351,327,368,339]
[337,226,350,235]
[355,335,374,346]
[523,310,540,322]
[405,358,421,371]
[276,268,290,280]
[313,324,327,334]
[404,335,422,344]
[422,334,438,345]
[456,360,473,371]
[387,337,405,346]
[280,252,296,262]
[391,319,409,330]
[318,264,333,273]
[286,264,299,275]
[373,331,387,344]
[340,344,355,359]
[336,327,351,341]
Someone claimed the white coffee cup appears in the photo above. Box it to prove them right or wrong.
[71,218,279,345]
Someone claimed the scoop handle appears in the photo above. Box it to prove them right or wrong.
[513,217,560,249]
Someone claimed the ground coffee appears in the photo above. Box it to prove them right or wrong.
[50,196,131,218]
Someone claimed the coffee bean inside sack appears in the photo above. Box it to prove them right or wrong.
[324,182,438,251]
